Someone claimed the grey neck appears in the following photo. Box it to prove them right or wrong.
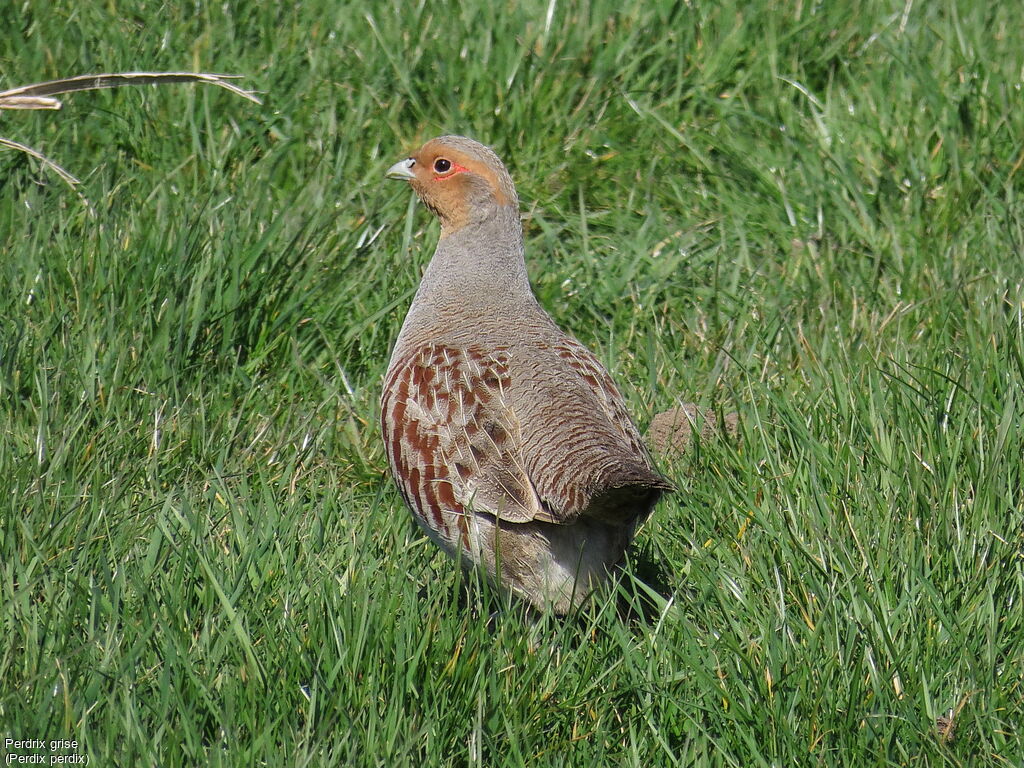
[410,205,534,318]
[392,205,543,350]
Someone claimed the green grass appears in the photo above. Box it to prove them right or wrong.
[2,0,1022,764]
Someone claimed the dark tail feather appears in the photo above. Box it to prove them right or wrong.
[586,463,673,524]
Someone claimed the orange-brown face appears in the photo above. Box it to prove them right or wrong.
[386,136,517,235]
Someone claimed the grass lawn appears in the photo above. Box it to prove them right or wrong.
[1,0,1021,764]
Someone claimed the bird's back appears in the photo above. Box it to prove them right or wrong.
[386,299,669,529]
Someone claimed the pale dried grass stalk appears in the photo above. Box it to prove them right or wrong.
[0,71,262,212]
[0,136,81,186]
[0,72,261,110]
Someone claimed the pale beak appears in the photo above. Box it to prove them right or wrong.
[386,158,416,181]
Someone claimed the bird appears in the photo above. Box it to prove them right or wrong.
[646,404,740,456]
[381,135,672,614]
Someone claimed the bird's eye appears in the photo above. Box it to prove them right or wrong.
[433,158,452,174]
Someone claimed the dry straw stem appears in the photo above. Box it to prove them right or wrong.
[0,135,80,186]
[0,71,262,210]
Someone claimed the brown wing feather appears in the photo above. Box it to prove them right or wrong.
[551,337,652,460]
[383,339,670,539]
[381,344,548,548]
[509,337,672,523]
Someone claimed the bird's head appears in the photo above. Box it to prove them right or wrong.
[386,135,518,236]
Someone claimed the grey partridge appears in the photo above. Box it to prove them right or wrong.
[646,404,740,456]
[381,135,671,614]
